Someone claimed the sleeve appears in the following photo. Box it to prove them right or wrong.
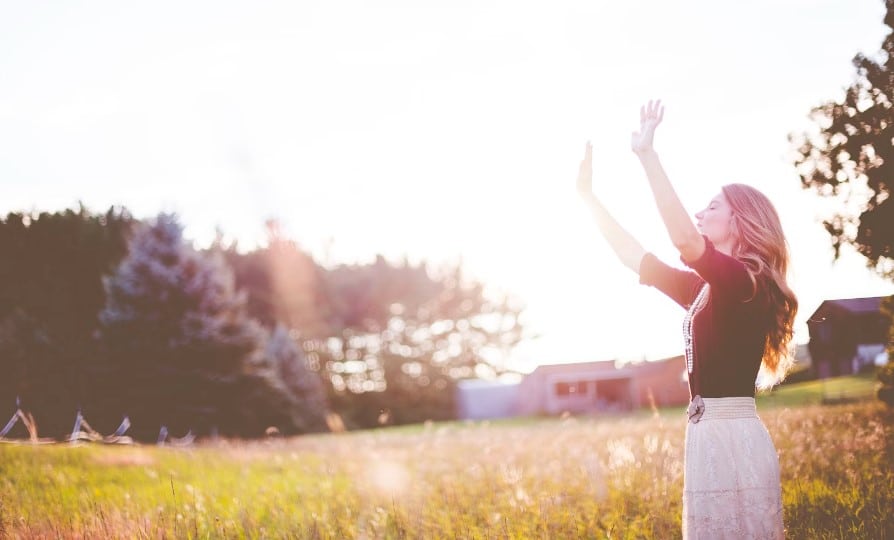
[639,252,705,309]
[680,235,754,301]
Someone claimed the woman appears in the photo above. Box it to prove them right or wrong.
[577,100,795,539]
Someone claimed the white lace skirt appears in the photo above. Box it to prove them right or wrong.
[683,397,784,539]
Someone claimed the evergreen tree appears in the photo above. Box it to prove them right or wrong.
[98,213,266,439]
[263,325,329,433]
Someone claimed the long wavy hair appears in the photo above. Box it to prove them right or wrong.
[721,183,798,388]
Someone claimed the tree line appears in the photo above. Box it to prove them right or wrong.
[0,207,525,440]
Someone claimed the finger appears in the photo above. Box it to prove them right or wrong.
[657,104,664,123]
[640,105,645,123]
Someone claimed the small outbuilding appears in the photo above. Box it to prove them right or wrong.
[807,296,891,378]
[455,355,690,420]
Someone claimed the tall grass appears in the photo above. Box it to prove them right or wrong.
[1,400,891,539]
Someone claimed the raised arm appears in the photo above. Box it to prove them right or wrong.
[631,101,705,262]
[577,141,646,273]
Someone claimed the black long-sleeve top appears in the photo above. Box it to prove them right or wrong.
[638,237,772,398]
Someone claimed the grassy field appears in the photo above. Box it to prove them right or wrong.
[757,371,881,409]
[0,379,892,539]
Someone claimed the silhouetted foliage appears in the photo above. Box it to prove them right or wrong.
[220,221,332,338]
[791,0,894,278]
[0,205,133,437]
[880,296,894,406]
[878,362,894,406]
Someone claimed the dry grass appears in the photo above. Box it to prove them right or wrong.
[0,400,892,539]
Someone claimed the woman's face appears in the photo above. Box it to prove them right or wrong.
[695,193,736,251]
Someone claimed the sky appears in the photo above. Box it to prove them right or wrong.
[2,0,894,373]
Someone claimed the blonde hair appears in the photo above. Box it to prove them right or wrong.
[721,183,798,389]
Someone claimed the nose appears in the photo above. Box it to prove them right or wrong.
[695,210,704,220]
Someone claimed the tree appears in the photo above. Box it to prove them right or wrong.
[790,0,894,278]
[880,296,894,405]
[261,325,329,433]
[225,232,528,428]
[218,220,332,337]
[98,213,272,438]
[0,205,133,437]
[307,257,526,428]
[211,325,330,437]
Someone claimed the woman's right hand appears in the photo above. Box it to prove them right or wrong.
[631,99,664,155]
[577,141,593,200]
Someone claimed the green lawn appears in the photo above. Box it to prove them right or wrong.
[757,371,880,409]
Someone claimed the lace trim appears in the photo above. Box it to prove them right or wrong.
[683,284,709,374]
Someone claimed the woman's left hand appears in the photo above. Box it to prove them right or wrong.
[631,100,664,155]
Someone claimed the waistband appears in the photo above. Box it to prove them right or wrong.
[688,396,757,423]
